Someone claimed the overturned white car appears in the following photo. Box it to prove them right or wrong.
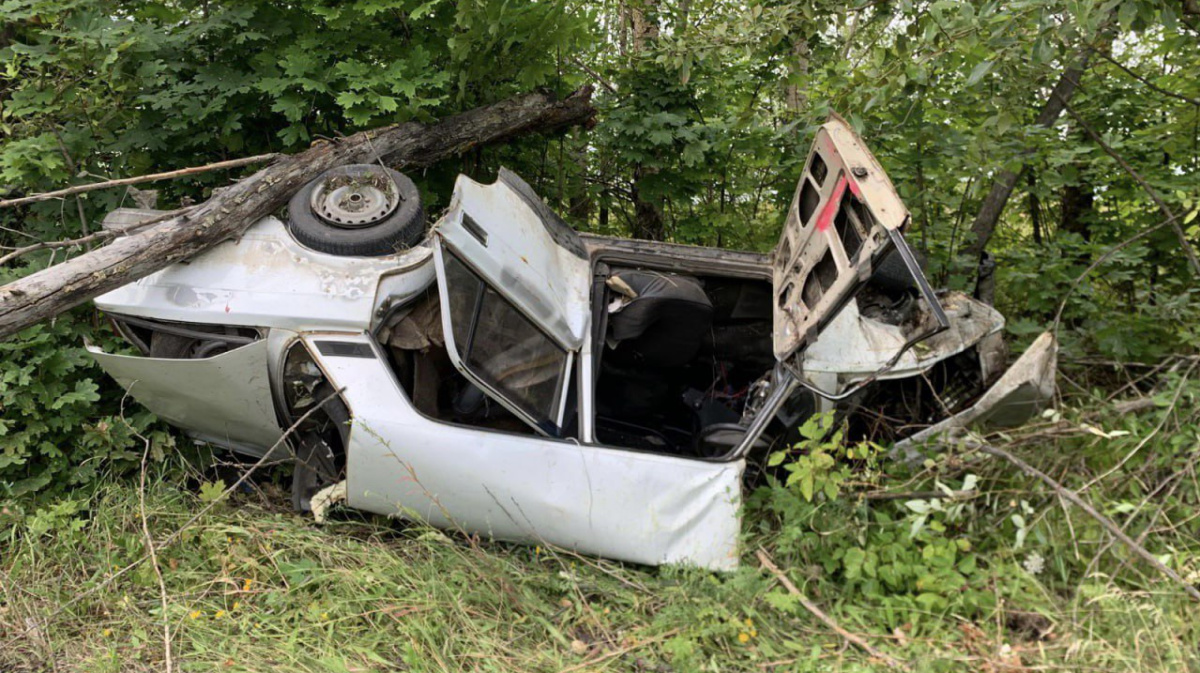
[88,116,1054,570]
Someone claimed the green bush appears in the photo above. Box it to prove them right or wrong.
[0,306,171,499]
[750,414,1047,634]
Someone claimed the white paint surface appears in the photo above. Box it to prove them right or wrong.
[88,340,282,454]
[95,216,433,332]
[307,334,743,571]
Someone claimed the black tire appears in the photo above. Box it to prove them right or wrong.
[291,432,341,513]
[288,164,425,257]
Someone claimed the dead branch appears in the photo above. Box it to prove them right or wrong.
[970,440,1200,602]
[0,208,192,267]
[0,154,279,209]
[1089,46,1200,107]
[0,88,596,340]
[757,549,910,670]
[570,56,619,94]
[1110,398,1159,415]
[1058,98,1200,276]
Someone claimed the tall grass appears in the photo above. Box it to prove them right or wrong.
[3,382,1199,671]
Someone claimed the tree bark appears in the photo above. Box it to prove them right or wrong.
[627,0,667,240]
[964,56,1090,259]
[1027,170,1042,245]
[630,1,659,52]
[627,1,667,241]
[1060,176,1095,240]
[784,35,809,114]
[0,88,596,340]
[630,166,666,240]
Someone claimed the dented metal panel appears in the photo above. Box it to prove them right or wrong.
[433,169,591,349]
[87,340,283,454]
[802,291,1004,390]
[307,334,742,570]
[94,215,433,333]
[894,331,1058,456]
[772,114,909,371]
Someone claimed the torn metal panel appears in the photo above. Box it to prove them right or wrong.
[307,334,742,571]
[87,340,283,455]
[802,291,1004,393]
[893,331,1058,456]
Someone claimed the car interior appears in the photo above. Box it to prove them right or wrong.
[589,265,783,458]
[374,263,797,460]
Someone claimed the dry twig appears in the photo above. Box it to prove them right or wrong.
[757,549,910,670]
[133,401,174,673]
[971,440,1200,602]
[0,154,279,209]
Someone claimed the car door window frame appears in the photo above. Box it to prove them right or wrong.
[373,275,754,464]
[435,241,574,437]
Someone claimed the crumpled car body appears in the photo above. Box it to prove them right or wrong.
[88,115,1055,570]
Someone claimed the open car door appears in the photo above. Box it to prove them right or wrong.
[432,168,590,436]
[348,170,742,569]
[772,113,947,396]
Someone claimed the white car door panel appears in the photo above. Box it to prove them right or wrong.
[306,334,742,571]
[433,169,591,435]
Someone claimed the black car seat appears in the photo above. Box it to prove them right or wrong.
[604,270,714,367]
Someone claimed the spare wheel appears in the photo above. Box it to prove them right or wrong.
[288,163,425,256]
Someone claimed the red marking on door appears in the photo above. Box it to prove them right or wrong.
[815,176,847,232]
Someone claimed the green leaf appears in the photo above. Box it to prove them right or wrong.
[844,547,866,580]
[198,480,226,504]
[764,589,800,613]
[1118,1,1137,30]
[800,471,814,502]
[966,61,993,86]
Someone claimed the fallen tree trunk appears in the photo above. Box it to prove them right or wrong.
[0,88,595,340]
